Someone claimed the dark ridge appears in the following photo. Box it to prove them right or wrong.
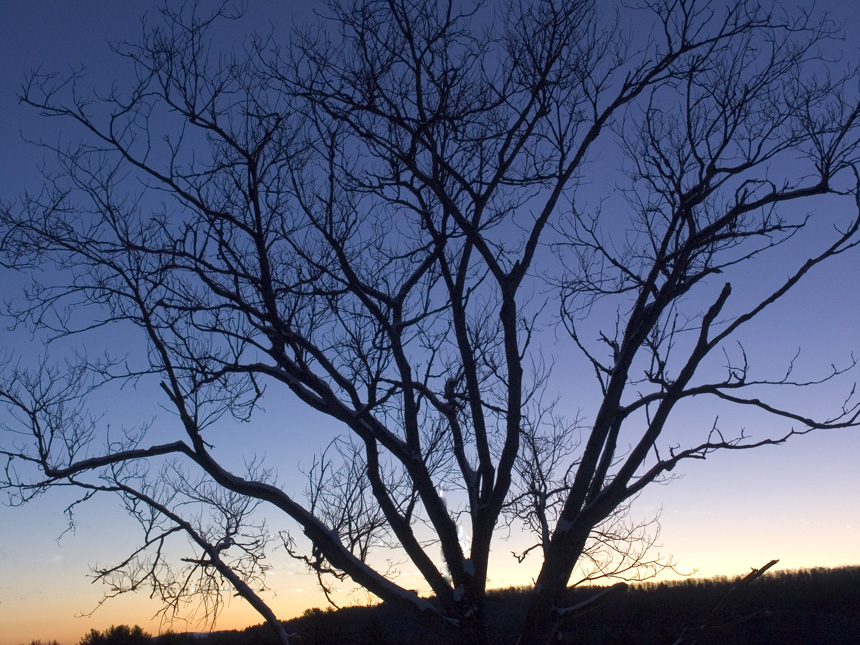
[49,566,858,645]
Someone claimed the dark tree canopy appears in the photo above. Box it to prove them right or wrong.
[78,625,152,645]
[2,1,859,643]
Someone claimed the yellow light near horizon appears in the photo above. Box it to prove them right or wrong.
[0,574,332,645]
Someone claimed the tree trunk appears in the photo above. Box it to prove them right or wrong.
[451,587,489,645]
[517,588,559,645]
[518,525,593,644]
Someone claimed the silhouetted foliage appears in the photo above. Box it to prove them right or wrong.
[137,566,860,644]
[3,0,859,643]
[78,625,151,645]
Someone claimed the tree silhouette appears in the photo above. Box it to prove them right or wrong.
[78,625,151,645]
[2,1,859,643]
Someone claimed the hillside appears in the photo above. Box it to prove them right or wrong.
[144,566,859,645]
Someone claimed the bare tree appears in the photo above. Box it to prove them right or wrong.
[2,1,859,643]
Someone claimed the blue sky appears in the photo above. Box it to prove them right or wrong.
[1,2,859,644]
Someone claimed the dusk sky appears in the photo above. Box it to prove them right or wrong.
[1,2,859,644]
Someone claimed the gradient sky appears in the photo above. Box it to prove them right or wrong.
[1,2,859,645]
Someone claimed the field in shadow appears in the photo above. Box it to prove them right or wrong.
[103,566,860,644]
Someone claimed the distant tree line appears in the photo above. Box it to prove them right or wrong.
[19,566,860,645]
[21,624,151,645]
